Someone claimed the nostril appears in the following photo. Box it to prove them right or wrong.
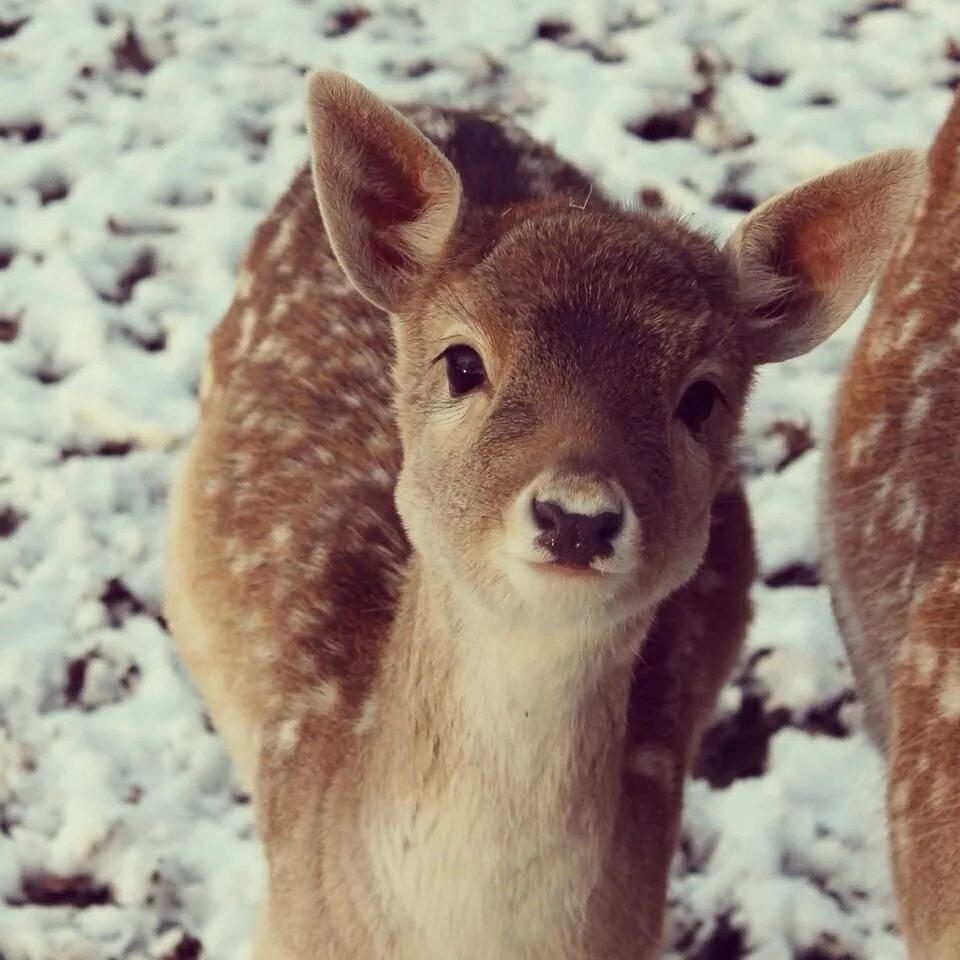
[532,498,567,533]
[593,510,623,543]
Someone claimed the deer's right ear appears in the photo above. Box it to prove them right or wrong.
[725,148,925,364]
[306,71,462,313]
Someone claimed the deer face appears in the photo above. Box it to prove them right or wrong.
[306,70,924,632]
[392,211,750,628]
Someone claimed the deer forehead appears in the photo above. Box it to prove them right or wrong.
[421,216,742,389]
[472,210,733,315]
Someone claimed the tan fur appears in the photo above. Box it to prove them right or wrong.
[823,89,960,959]
[165,71,921,959]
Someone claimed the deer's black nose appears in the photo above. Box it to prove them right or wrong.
[531,499,623,568]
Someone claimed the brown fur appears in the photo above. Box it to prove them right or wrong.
[824,89,960,959]
[165,71,922,959]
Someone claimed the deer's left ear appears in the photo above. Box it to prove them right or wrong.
[306,71,463,313]
[725,149,925,364]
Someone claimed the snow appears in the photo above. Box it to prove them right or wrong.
[0,0,955,956]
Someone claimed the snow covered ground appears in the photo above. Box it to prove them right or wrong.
[1,1,958,957]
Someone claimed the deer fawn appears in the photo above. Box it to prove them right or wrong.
[164,71,922,959]
[824,90,959,959]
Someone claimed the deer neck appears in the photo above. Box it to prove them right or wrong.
[357,558,650,955]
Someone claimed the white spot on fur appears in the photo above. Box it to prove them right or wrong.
[232,390,257,417]
[893,482,923,537]
[268,218,295,261]
[229,450,254,479]
[894,183,927,261]
[938,659,960,719]
[253,333,284,362]
[240,407,265,432]
[896,630,913,667]
[894,308,924,349]
[847,416,886,467]
[288,353,313,376]
[354,698,377,736]
[874,473,894,506]
[867,327,895,361]
[931,769,951,808]
[236,268,255,300]
[274,716,302,753]
[308,542,328,571]
[626,746,675,787]
[267,295,291,325]
[914,347,947,380]
[291,275,312,303]
[281,421,308,446]
[370,466,393,488]
[254,642,277,665]
[906,393,930,430]
[287,604,315,634]
[230,550,263,578]
[913,510,927,542]
[270,523,292,548]
[898,561,916,596]
[312,679,341,716]
[914,642,939,684]
[234,307,258,358]
[899,275,923,299]
[204,475,225,500]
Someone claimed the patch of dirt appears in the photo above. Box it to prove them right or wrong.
[0,16,29,39]
[99,578,148,628]
[37,174,70,205]
[0,121,43,142]
[749,69,788,87]
[325,7,371,37]
[10,873,113,908]
[695,652,854,788]
[0,506,24,538]
[764,563,821,588]
[60,440,135,459]
[682,915,748,960]
[628,107,696,142]
[100,249,156,305]
[113,21,155,73]
[0,313,19,341]
[163,932,203,960]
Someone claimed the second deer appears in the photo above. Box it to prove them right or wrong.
[165,72,922,959]
[824,90,960,959]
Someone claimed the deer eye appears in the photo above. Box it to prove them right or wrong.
[676,380,722,434]
[443,345,486,397]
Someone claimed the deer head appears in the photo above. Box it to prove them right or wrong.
[306,71,923,638]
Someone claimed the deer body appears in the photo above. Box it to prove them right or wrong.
[165,72,921,959]
[824,91,960,959]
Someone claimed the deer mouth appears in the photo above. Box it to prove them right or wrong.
[530,560,605,579]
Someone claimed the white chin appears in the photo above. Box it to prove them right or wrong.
[498,556,635,624]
